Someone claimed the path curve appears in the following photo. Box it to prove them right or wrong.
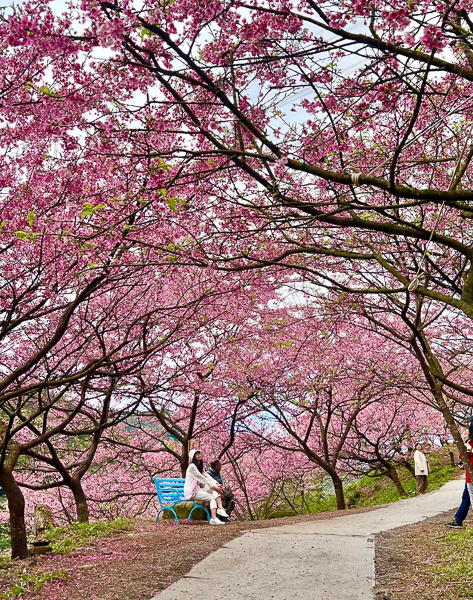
[153,479,463,600]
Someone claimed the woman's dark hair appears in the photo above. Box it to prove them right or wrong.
[192,452,203,474]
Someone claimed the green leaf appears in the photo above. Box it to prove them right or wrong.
[81,203,106,218]
[16,231,40,242]
[166,197,177,211]
[38,85,61,98]
[27,211,35,226]
[154,157,171,172]
[141,28,152,38]
[81,203,95,217]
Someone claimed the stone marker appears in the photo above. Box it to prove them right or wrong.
[29,504,53,555]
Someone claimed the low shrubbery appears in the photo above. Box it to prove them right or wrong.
[0,570,69,599]
[47,518,134,554]
[0,523,10,553]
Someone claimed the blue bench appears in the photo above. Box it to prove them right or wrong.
[153,477,210,524]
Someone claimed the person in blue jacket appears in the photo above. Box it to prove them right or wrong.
[207,459,236,519]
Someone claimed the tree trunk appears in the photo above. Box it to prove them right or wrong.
[448,449,455,467]
[0,469,28,559]
[180,444,189,478]
[70,479,89,523]
[401,459,415,477]
[433,387,473,483]
[330,472,346,510]
[387,465,406,496]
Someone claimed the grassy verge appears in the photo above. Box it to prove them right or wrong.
[288,449,457,516]
[0,570,69,599]
[0,523,10,553]
[345,464,456,508]
[47,517,134,554]
[0,518,134,600]
[433,528,473,598]
[375,509,473,599]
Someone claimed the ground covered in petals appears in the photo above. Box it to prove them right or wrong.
[375,508,473,599]
[1,509,376,600]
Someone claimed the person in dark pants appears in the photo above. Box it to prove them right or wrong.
[446,480,470,528]
[446,421,473,528]
[207,459,236,519]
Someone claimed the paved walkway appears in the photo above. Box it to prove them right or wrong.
[153,479,463,600]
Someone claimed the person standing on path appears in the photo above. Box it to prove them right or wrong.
[445,421,473,529]
[464,439,473,509]
[445,459,470,528]
[414,443,429,494]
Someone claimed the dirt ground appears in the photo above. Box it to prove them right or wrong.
[375,507,472,600]
[1,507,376,600]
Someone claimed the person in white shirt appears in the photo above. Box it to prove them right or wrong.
[414,443,429,494]
[184,449,229,525]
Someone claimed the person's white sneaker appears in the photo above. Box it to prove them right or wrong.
[217,508,229,518]
[209,518,225,525]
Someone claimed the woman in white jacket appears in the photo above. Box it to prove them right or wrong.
[184,449,229,525]
[414,443,429,494]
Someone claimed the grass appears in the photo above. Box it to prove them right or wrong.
[376,508,473,599]
[0,522,10,552]
[0,570,69,599]
[258,449,457,518]
[432,528,473,598]
[345,463,456,508]
[47,517,134,554]
[0,519,134,600]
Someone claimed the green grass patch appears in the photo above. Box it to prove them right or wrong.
[0,570,69,599]
[432,528,473,598]
[48,517,134,554]
[271,449,457,518]
[345,464,456,508]
[0,522,10,552]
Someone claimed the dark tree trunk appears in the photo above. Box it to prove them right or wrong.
[448,450,455,467]
[0,469,28,559]
[70,479,89,523]
[401,459,415,477]
[387,465,406,496]
[330,472,346,510]
[180,445,189,478]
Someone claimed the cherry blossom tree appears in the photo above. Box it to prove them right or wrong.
[6,0,473,556]
[53,0,473,466]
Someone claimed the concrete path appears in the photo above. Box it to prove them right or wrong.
[153,479,463,600]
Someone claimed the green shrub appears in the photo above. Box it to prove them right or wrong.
[0,522,10,552]
[0,570,69,599]
[48,518,133,554]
